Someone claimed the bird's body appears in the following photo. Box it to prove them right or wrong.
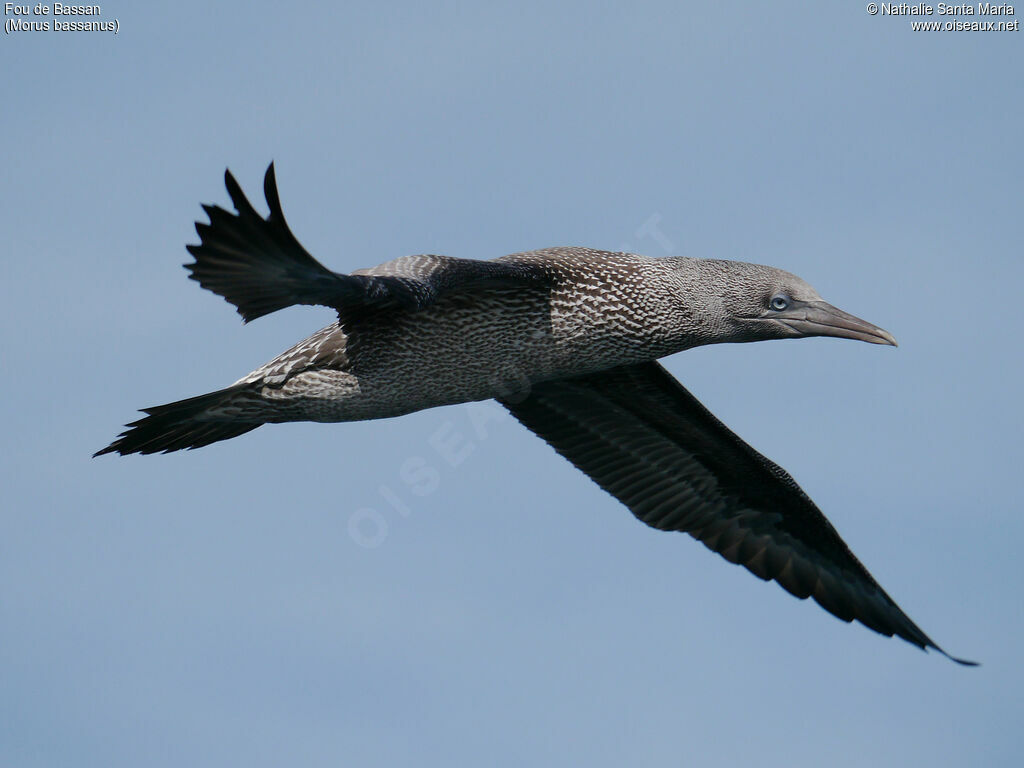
[234,249,663,422]
[207,249,811,424]
[97,165,974,665]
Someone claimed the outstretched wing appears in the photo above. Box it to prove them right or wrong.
[184,164,550,323]
[501,361,974,664]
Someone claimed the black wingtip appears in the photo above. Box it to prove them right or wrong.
[931,645,979,667]
[946,653,980,667]
[223,168,259,219]
[223,167,240,200]
[181,162,334,323]
[263,161,284,221]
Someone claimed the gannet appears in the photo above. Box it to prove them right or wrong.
[96,165,975,665]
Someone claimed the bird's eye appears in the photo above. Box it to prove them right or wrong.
[769,294,790,311]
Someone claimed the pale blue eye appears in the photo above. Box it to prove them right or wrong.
[770,294,790,311]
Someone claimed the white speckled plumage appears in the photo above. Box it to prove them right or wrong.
[216,247,820,425]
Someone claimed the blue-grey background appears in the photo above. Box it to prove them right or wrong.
[2,3,1021,766]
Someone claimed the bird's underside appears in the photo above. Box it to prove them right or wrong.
[96,164,975,665]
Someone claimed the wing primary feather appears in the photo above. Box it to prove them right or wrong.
[501,361,976,665]
[184,164,553,326]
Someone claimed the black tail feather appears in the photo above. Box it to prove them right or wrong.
[94,385,262,457]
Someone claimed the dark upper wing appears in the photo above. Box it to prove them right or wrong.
[501,361,974,664]
[184,164,549,323]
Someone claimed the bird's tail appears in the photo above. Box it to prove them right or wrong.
[94,384,264,457]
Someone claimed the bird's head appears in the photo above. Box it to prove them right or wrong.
[681,259,897,347]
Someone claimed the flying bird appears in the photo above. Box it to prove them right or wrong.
[97,164,974,665]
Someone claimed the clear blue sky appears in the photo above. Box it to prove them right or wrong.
[2,2,1021,766]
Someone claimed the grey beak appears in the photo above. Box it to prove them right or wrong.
[779,301,898,346]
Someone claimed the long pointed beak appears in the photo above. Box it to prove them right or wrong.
[778,301,898,346]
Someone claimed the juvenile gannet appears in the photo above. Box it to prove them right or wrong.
[96,165,975,665]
